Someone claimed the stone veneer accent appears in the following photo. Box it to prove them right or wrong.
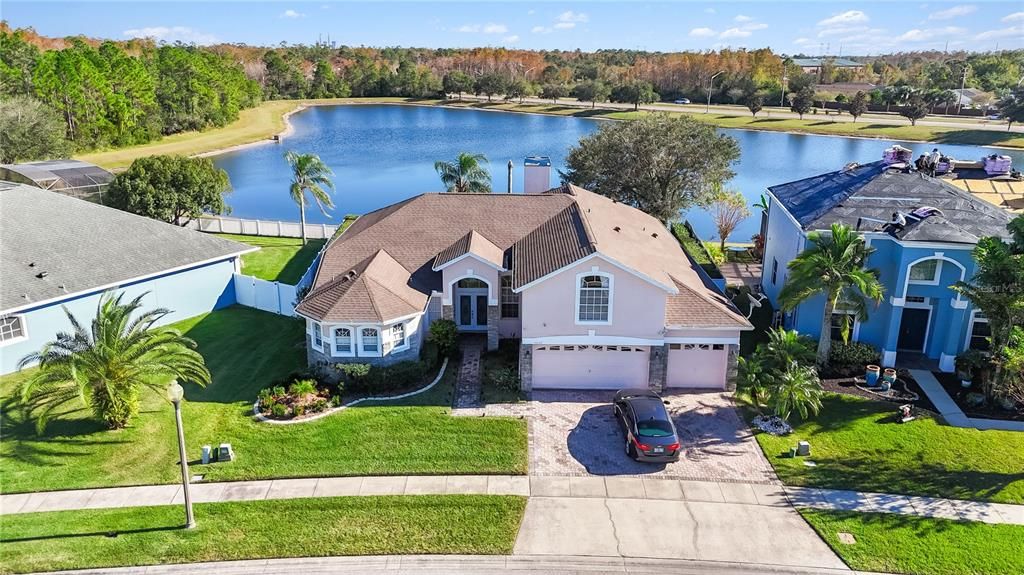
[442,304,454,320]
[725,343,739,391]
[487,305,499,351]
[647,344,668,393]
[518,343,533,392]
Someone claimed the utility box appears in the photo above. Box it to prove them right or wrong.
[218,443,235,462]
[797,440,811,456]
[524,156,552,194]
[201,445,212,465]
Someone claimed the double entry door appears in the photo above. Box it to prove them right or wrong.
[455,288,489,331]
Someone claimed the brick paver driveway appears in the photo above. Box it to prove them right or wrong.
[463,391,778,484]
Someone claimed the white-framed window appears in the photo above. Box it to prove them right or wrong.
[909,259,941,285]
[311,322,324,350]
[391,322,408,351]
[967,311,990,351]
[576,272,612,324]
[0,315,26,344]
[360,327,380,354]
[500,275,519,318]
[333,327,354,356]
[830,311,858,342]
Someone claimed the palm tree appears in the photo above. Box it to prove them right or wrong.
[779,223,885,365]
[18,292,211,433]
[759,328,817,372]
[769,363,824,421]
[434,153,491,194]
[285,151,335,245]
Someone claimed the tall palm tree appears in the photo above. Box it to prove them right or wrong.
[779,223,885,365]
[434,152,491,194]
[285,151,335,245]
[19,292,211,433]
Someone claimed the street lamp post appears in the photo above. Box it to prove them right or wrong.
[706,71,724,113]
[167,381,195,529]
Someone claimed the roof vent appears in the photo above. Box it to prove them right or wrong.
[613,226,621,232]
[36,271,48,279]
[28,262,35,267]
[345,270,357,281]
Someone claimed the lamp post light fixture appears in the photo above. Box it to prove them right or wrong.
[167,380,195,529]
[706,71,724,114]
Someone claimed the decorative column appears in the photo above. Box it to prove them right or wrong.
[725,344,740,391]
[487,306,499,351]
[518,344,533,392]
[940,300,969,372]
[647,345,668,392]
[881,298,903,368]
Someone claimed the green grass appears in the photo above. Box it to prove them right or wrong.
[218,235,326,284]
[753,394,1024,503]
[480,340,525,404]
[800,509,1024,575]
[0,495,526,574]
[0,306,527,494]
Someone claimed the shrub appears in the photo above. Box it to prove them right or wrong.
[829,341,881,367]
[337,363,373,390]
[768,363,824,422]
[428,319,459,357]
[288,379,318,396]
[758,328,816,372]
[257,388,274,409]
[271,385,286,397]
[702,241,726,265]
[293,404,306,417]
[270,403,287,418]
[486,366,520,392]
[420,340,441,368]
[382,361,427,389]
[311,398,330,413]
[329,395,342,407]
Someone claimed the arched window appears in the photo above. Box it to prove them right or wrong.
[909,259,941,284]
[361,327,380,354]
[457,278,488,289]
[334,327,353,355]
[577,274,611,323]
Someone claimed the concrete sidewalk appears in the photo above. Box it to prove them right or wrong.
[35,554,884,575]
[4,475,1023,525]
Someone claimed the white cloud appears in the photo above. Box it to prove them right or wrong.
[818,10,869,26]
[457,23,508,34]
[734,14,753,22]
[719,27,751,39]
[744,23,768,31]
[123,26,218,44]
[503,35,520,44]
[1003,12,1024,22]
[689,27,717,38]
[531,25,551,34]
[975,24,1024,40]
[280,9,305,19]
[896,26,966,42]
[554,22,576,30]
[704,8,716,14]
[557,11,589,24]
[929,5,976,20]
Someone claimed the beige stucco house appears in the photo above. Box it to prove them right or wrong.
[295,184,752,391]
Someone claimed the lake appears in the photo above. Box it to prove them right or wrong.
[212,104,1022,241]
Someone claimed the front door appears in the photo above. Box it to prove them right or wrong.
[455,290,489,331]
[897,307,930,351]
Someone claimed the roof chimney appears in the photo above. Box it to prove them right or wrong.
[523,156,551,194]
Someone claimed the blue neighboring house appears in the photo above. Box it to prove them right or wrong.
[0,182,255,375]
[760,154,1014,372]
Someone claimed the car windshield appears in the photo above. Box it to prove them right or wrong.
[636,418,673,437]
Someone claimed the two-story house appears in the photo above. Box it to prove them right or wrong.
[295,184,752,391]
[760,154,1014,372]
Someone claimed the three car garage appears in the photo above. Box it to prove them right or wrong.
[529,342,729,390]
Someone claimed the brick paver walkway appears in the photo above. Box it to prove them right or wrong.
[453,339,483,409]
[457,391,778,484]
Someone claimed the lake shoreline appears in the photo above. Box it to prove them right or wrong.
[196,99,1023,163]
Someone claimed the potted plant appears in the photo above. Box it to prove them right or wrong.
[865,364,881,387]
[955,349,989,389]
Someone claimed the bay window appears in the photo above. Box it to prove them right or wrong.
[333,327,353,355]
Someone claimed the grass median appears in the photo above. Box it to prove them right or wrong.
[800,509,1024,575]
[0,495,526,574]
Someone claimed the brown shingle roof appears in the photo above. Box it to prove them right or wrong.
[433,230,505,270]
[301,188,750,330]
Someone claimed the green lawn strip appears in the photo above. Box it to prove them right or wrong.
[0,495,526,574]
[216,235,326,283]
[0,306,527,494]
[752,394,1024,504]
[799,509,1024,575]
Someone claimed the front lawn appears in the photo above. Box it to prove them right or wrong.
[753,394,1024,503]
[801,509,1024,575]
[0,495,526,574]
[0,306,527,494]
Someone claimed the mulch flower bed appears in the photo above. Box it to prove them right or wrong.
[820,368,939,414]
[933,371,1024,422]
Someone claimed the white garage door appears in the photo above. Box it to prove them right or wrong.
[532,345,650,390]
[667,343,728,389]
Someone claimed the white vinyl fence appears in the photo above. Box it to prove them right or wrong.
[190,216,339,240]
[234,274,300,317]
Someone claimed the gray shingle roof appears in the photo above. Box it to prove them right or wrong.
[0,184,253,312]
[768,161,1013,243]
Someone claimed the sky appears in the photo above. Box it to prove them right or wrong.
[4,1,1023,54]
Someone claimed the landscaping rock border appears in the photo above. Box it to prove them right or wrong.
[253,358,448,425]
